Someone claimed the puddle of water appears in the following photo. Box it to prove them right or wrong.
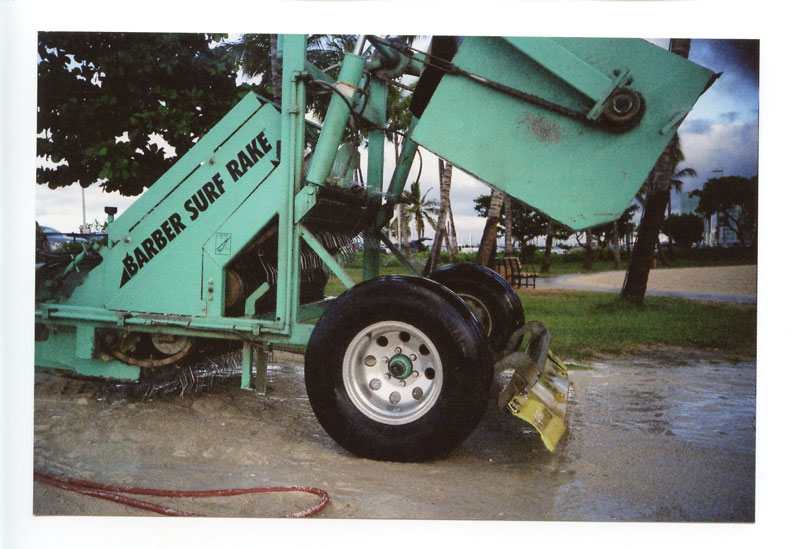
[556,358,755,521]
[571,360,756,453]
[34,355,756,521]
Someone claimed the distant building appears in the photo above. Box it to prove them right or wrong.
[681,192,752,248]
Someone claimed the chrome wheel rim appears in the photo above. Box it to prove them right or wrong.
[342,321,443,425]
[457,292,492,338]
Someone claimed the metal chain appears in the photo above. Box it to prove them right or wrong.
[368,35,600,127]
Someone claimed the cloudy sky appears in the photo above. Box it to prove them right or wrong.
[34,36,760,247]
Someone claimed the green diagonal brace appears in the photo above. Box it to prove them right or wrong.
[299,225,356,290]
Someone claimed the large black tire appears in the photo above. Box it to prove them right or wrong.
[305,275,492,461]
[430,263,525,353]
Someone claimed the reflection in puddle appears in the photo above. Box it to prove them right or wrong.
[572,360,756,453]
[555,358,755,521]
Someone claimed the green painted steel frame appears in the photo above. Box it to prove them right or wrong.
[35,34,716,384]
[33,34,412,383]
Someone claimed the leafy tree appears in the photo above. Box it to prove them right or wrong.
[37,32,242,195]
[690,176,757,245]
[540,219,574,272]
[474,194,548,247]
[224,34,359,119]
[474,193,573,269]
[662,213,705,248]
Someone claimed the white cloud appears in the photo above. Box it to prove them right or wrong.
[679,120,759,190]
[35,183,138,232]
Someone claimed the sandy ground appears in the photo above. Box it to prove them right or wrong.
[539,265,757,298]
[33,348,755,522]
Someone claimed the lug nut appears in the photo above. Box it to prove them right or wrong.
[394,347,402,355]
[409,353,417,361]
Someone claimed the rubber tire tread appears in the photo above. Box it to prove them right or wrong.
[430,263,525,352]
[305,275,491,462]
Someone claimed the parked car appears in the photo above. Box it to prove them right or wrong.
[40,226,88,249]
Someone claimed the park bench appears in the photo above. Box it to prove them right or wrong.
[494,256,537,288]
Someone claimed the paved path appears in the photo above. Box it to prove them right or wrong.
[533,265,757,303]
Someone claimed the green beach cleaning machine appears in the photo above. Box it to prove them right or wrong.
[35,35,715,460]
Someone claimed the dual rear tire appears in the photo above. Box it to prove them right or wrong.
[305,266,523,461]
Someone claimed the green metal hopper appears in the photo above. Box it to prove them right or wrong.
[411,36,717,230]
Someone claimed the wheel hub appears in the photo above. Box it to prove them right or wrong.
[342,320,443,425]
[388,354,413,379]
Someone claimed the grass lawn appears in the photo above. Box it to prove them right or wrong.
[517,290,756,360]
[321,266,757,361]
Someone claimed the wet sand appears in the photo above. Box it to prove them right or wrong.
[33,349,755,521]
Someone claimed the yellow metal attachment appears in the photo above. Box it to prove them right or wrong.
[497,322,571,452]
[506,350,570,452]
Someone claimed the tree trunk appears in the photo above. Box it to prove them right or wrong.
[663,189,675,265]
[621,138,679,302]
[424,159,453,275]
[270,34,282,104]
[582,228,593,271]
[620,39,690,305]
[399,203,411,257]
[541,220,554,273]
[476,188,503,267]
[448,204,458,260]
[612,220,622,269]
[621,181,670,303]
[503,194,513,255]
[443,223,455,261]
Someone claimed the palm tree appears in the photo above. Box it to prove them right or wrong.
[403,180,438,242]
[224,34,357,115]
[621,38,692,304]
[666,164,697,250]
[503,194,513,255]
[424,159,453,275]
[448,202,458,257]
[476,188,504,267]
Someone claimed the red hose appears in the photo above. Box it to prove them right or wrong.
[33,469,329,518]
